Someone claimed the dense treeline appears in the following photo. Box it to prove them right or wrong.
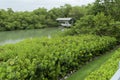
[65,0,120,40]
[90,0,120,21]
[0,4,88,31]
[1,0,120,36]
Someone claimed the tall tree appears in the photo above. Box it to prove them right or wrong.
[91,0,120,21]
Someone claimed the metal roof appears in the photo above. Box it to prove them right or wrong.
[56,18,72,21]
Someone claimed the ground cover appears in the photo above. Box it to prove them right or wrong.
[0,35,117,80]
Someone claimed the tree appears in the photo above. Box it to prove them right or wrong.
[91,0,120,21]
[68,6,87,20]
[65,13,120,38]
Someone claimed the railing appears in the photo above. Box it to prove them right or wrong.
[111,62,120,80]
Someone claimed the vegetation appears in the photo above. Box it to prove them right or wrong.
[65,13,120,40]
[64,0,120,40]
[66,46,115,80]
[0,35,116,80]
[85,48,120,80]
[0,0,120,80]
[90,0,120,21]
[0,4,88,31]
[62,0,120,79]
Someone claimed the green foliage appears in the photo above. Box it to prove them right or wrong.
[65,13,120,40]
[91,0,120,21]
[0,4,89,31]
[85,48,120,80]
[0,9,46,31]
[0,35,117,80]
[68,6,86,20]
[92,13,114,35]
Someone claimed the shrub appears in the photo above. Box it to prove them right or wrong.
[85,48,120,80]
[64,13,120,40]
[0,35,117,80]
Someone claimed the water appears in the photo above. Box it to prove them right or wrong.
[0,27,60,45]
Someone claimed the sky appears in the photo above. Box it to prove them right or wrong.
[0,0,95,11]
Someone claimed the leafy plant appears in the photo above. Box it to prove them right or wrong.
[85,48,120,80]
[0,35,117,80]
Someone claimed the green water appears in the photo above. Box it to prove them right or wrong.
[0,27,61,45]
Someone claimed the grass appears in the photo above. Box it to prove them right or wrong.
[66,48,117,80]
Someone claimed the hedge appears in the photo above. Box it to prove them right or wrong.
[0,35,117,80]
[85,48,120,80]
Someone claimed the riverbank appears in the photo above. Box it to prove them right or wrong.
[0,27,61,45]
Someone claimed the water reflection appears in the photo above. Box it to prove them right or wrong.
[0,27,60,45]
[0,39,24,45]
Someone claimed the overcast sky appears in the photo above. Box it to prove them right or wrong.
[0,0,95,11]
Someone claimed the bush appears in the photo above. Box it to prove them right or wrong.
[85,48,120,80]
[0,35,117,80]
[65,13,120,40]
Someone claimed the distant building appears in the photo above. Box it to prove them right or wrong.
[56,18,74,27]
